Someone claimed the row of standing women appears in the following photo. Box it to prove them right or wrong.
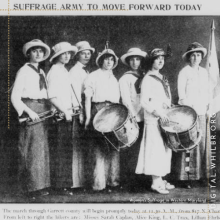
[11,39,211,197]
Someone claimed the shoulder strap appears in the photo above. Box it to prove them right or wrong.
[148,75,170,99]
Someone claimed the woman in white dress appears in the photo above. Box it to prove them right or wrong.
[135,48,175,194]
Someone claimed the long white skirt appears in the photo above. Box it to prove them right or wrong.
[135,122,172,177]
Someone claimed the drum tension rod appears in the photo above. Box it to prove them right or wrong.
[102,133,120,152]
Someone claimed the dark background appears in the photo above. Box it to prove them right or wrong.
[0,16,220,189]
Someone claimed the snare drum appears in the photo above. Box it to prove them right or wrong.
[93,104,139,151]
[160,105,202,152]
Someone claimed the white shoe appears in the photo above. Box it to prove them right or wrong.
[163,180,175,190]
[151,184,169,194]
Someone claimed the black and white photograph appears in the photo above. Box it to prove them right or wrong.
[0,0,220,213]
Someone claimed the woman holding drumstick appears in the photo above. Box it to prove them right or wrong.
[135,48,175,194]
[84,45,121,192]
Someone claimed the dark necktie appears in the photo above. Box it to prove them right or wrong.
[125,71,144,94]
[28,64,47,90]
[82,66,89,73]
[134,74,144,94]
[149,75,170,99]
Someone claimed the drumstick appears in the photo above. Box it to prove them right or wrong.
[169,120,179,124]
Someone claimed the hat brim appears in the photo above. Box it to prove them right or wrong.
[96,51,119,70]
[120,51,147,66]
[49,46,78,62]
[182,48,207,61]
[77,47,95,54]
[23,42,51,61]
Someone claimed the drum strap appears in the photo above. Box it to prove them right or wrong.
[148,75,170,99]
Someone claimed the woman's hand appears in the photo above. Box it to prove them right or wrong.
[79,113,84,125]
[171,103,177,108]
[84,118,90,130]
[206,106,214,118]
[64,110,72,121]
[28,110,40,121]
[153,110,170,126]
[162,103,170,109]
[84,95,92,130]
[159,113,170,126]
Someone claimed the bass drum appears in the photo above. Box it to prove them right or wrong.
[160,105,202,152]
[93,104,139,150]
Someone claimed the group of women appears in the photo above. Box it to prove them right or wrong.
[11,39,211,198]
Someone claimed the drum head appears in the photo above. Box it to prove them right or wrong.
[161,105,197,133]
[93,104,128,133]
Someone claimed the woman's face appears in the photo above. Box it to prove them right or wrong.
[152,55,165,70]
[189,52,202,67]
[102,56,114,70]
[78,50,92,65]
[129,56,141,71]
[29,47,44,63]
[58,51,71,64]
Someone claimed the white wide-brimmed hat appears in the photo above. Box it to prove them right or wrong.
[96,48,119,69]
[182,42,207,61]
[22,39,51,61]
[121,48,147,66]
[50,42,78,62]
[76,41,95,54]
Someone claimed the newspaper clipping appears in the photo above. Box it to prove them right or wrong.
[0,0,219,219]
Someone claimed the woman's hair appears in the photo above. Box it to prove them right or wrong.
[51,51,74,65]
[125,55,144,69]
[26,46,46,58]
[144,55,165,71]
[51,56,60,65]
[98,54,115,68]
[185,51,203,63]
[144,56,158,71]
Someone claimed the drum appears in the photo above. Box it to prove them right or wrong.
[93,104,139,150]
[160,105,202,152]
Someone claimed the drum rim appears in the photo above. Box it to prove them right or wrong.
[93,103,129,133]
[119,133,139,149]
[160,105,198,134]
[114,112,132,132]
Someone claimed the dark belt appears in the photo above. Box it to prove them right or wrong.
[22,98,49,104]
[93,101,112,105]
[92,101,112,110]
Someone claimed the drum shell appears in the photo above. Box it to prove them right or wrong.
[115,113,139,149]
[161,119,200,152]
[160,105,200,152]
[93,104,139,150]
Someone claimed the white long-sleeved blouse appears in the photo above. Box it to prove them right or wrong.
[178,65,209,115]
[84,68,120,103]
[69,61,89,104]
[141,71,171,124]
[11,63,48,116]
[119,71,144,122]
[47,64,79,110]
